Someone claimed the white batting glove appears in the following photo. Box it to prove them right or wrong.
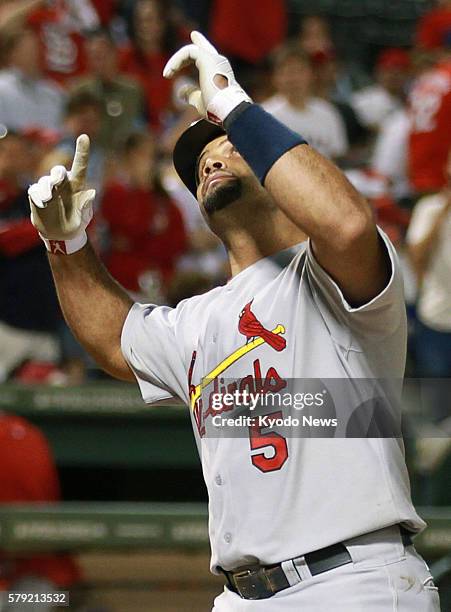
[163,31,252,126]
[28,134,96,255]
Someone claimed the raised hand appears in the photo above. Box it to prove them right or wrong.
[28,134,96,254]
[163,31,252,126]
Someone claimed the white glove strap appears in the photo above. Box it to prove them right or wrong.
[207,84,252,125]
[40,231,88,255]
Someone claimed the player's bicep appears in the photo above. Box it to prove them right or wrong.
[310,224,391,309]
[306,228,405,339]
[107,346,136,382]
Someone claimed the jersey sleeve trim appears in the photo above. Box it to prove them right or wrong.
[121,302,176,404]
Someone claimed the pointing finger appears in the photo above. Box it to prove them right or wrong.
[70,134,90,189]
[163,44,200,78]
[190,31,218,54]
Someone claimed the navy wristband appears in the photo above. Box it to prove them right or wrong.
[224,103,308,185]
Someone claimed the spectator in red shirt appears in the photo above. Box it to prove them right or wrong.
[408,15,451,194]
[101,132,187,297]
[119,0,187,130]
[90,0,117,26]
[27,0,100,84]
[417,0,451,54]
[0,413,80,594]
[209,0,286,66]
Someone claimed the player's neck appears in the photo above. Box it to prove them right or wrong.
[225,213,307,277]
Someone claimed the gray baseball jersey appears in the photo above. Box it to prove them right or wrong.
[121,229,425,573]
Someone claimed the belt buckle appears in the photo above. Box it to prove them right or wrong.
[233,567,273,600]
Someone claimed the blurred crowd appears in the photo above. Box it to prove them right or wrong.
[0,0,449,397]
[0,2,450,605]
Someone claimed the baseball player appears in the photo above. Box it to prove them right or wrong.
[28,31,440,611]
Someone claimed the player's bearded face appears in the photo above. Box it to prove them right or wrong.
[196,137,249,215]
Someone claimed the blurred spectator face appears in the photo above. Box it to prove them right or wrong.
[85,32,117,79]
[273,54,313,101]
[124,134,157,188]
[298,15,333,55]
[376,49,411,97]
[377,65,409,97]
[0,133,26,184]
[134,0,165,49]
[8,29,41,77]
[37,149,72,177]
[377,66,408,96]
[311,51,338,96]
[66,103,101,140]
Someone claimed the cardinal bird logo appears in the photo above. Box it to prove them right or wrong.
[238,300,287,352]
[188,300,286,412]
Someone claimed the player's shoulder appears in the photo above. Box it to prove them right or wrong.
[172,284,227,316]
[127,286,226,344]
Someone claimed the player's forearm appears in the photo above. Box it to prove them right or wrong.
[264,144,375,251]
[225,104,374,251]
[48,242,134,380]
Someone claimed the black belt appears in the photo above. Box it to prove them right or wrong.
[220,526,413,601]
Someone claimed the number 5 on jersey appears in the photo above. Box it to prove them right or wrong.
[249,411,288,472]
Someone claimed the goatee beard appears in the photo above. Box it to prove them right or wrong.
[203,178,242,214]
